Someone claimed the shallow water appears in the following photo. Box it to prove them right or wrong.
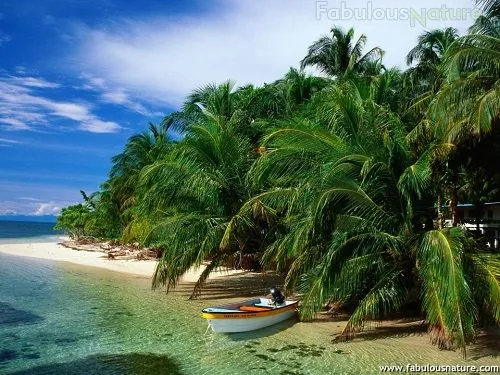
[0,253,498,375]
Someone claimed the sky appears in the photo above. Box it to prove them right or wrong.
[0,0,480,216]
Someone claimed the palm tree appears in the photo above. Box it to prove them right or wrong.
[406,28,459,68]
[470,12,500,38]
[300,26,383,79]
[431,9,499,143]
[54,16,500,355]
[403,28,459,114]
[183,80,236,125]
[476,0,499,19]
[230,81,500,356]
[407,4,499,228]
[110,122,171,182]
[278,68,329,114]
[161,81,239,136]
[416,8,499,229]
[134,85,262,298]
[107,122,172,233]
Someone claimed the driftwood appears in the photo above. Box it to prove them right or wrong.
[60,240,162,261]
[136,249,161,260]
[326,302,344,316]
[107,249,127,259]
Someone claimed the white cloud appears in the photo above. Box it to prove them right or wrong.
[0,34,11,46]
[0,75,121,133]
[11,76,60,88]
[0,119,30,131]
[17,197,43,202]
[0,137,24,146]
[86,76,106,89]
[73,0,477,107]
[0,180,89,216]
[101,89,150,115]
[79,118,121,133]
[101,89,128,104]
[15,66,28,75]
[78,73,152,115]
[34,201,61,216]
[1,199,69,217]
[50,102,90,121]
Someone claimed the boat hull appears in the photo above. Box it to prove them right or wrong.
[202,298,298,333]
[206,308,296,333]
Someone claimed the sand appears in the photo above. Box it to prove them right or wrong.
[0,240,250,283]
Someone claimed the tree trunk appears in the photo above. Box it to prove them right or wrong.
[437,193,443,229]
[450,187,459,227]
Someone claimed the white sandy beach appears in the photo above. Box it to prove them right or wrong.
[0,241,248,282]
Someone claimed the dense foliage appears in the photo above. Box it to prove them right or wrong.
[57,1,500,354]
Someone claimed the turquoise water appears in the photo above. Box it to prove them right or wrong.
[0,254,343,375]
[1,251,498,374]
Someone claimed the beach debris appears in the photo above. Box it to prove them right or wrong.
[59,239,162,261]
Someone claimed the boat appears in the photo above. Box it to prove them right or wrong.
[202,289,298,333]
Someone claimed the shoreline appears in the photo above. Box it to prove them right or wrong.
[0,240,253,283]
[1,239,499,363]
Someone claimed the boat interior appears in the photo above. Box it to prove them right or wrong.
[202,298,297,314]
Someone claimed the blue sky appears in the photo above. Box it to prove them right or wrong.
[0,0,479,216]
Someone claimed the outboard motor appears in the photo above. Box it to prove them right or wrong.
[270,287,285,305]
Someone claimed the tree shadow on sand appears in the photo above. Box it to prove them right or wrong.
[468,329,500,360]
[7,353,184,375]
[331,319,428,342]
[173,272,285,301]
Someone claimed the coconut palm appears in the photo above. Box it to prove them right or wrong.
[278,68,329,113]
[411,9,499,226]
[55,16,500,355]
[107,122,173,231]
[477,0,500,18]
[300,26,383,79]
[417,17,499,227]
[431,8,499,144]
[231,81,500,356]
[183,81,236,124]
[406,28,459,68]
[134,85,262,297]
[403,28,459,115]
[161,81,240,136]
[366,67,403,112]
[470,12,500,37]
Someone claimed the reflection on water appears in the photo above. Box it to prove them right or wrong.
[0,253,498,375]
[227,318,299,342]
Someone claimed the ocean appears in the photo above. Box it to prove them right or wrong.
[0,223,496,374]
[0,220,61,242]
[1,254,346,375]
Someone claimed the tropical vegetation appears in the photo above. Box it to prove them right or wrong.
[56,0,500,355]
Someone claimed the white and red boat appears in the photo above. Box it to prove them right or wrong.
[202,290,298,333]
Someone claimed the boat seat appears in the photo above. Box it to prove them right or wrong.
[239,305,273,312]
[254,303,275,308]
